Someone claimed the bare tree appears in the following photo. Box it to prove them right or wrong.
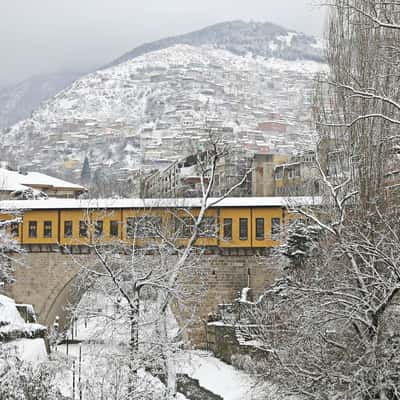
[67,137,251,399]
[235,2,400,399]
[0,210,22,287]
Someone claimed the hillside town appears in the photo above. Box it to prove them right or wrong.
[0,45,325,195]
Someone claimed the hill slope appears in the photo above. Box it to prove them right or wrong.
[1,44,326,196]
[108,20,323,68]
[0,20,323,130]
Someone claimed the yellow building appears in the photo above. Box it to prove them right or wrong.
[0,197,318,250]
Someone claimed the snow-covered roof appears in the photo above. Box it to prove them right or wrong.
[0,168,85,192]
[0,196,320,211]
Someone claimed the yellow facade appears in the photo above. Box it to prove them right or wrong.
[251,207,282,247]
[21,210,59,245]
[171,208,219,248]
[219,207,252,248]
[90,208,123,243]
[0,205,301,248]
[59,210,90,246]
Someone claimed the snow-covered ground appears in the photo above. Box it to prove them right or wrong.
[2,338,48,365]
[0,292,281,399]
[55,342,268,400]
[51,291,282,399]
[177,351,275,400]
[0,294,47,361]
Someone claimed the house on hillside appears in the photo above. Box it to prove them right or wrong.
[0,168,86,200]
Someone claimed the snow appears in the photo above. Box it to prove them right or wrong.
[240,287,251,302]
[55,343,189,399]
[0,295,46,339]
[276,32,298,47]
[0,195,321,211]
[0,295,47,366]
[0,168,85,192]
[2,338,48,366]
[52,292,278,399]
[177,351,279,400]
[0,294,25,325]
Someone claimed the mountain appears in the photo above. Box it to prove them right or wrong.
[108,20,323,68]
[0,72,81,129]
[1,43,326,195]
[0,20,323,131]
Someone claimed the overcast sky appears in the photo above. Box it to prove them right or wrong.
[0,0,326,85]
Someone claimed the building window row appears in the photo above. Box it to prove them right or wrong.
[223,217,280,241]
[28,221,52,238]
[24,217,281,242]
[64,220,120,239]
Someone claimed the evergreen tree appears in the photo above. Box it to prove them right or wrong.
[81,156,91,184]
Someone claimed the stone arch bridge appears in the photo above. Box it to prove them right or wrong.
[4,247,281,346]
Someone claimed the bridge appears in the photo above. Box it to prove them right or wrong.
[0,197,316,345]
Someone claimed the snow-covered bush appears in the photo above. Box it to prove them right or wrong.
[0,216,22,285]
[0,349,63,400]
[0,295,46,342]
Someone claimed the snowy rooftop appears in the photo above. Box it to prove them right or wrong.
[0,168,85,192]
[0,196,320,211]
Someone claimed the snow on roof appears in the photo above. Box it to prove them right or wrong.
[0,196,320,211]
[0,168,85,192]
[0,294,25,326]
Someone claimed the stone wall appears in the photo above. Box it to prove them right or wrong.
[177,254,282,347]
[206,323,266,365]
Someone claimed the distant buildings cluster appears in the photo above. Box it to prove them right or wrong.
[142,147,321,199]
[0,47,317,194]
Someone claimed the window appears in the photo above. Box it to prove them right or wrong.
[110,221,119,237]
[28,221,37,238]
[10,222,19,237]
[223,218,232,240]
[94,220,103,237]
[255,218,264,240]
[43,221,52,238]
[79,221,88,237]
[239,218,248,240]
[271,218,280,240]
[64,221,73,238]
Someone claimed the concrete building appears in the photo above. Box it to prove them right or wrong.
[251,153,289,196]
[143,149,292,198]
[274,150,320,196]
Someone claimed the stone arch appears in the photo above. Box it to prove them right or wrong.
[6,252,93,330]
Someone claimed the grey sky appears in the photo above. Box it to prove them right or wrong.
[0,0,326,85]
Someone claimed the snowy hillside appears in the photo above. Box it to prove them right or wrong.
[108,20,324,68]
[1,44,326,193]
[0,20,323,131]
